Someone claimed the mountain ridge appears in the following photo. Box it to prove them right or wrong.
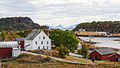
[0,17,48,31]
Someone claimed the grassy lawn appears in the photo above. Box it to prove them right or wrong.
[2,61,120,68]
[62,56,93,64]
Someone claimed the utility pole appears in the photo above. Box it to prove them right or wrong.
[48,28,52,62]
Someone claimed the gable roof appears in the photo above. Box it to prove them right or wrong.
[16,38,25,41]
[96,48,116,55]
[25,29,41,40]
[0,41,19,48]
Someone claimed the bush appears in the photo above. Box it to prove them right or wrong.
[30,49,44,54]
[44,56,51,62]
[18,53,43,63]
[58,46,70,58]
[44,50,59,57]
[18,53,32,58]
[77,45,88,58]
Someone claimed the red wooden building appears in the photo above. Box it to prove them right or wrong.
[89,48,116,60]
[109,52,120,62]
[0,41,20,57]
[16,38,24,50]
[0,48,12,57]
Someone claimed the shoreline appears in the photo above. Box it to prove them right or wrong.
[76,35,120,38]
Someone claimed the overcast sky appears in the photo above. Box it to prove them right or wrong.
[0,0,120,26]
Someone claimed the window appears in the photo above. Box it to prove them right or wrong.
[43,36,45,39]
[41,41,43,44]
[39,36,41,39]
[43,46,45,49]
[35,41,37,44]
[47,41,49,44]
[47,46,49,49]
[38,46,40,49]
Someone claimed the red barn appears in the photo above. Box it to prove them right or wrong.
[89,48,115,60]
[0,48,12,57]
[109,52,120,62]
[16,38,24,50]
[0,41,21,57]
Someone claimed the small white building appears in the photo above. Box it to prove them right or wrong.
[79,29,86,32]
[24,29,51,50]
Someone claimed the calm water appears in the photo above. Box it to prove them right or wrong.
[79,37,120,49]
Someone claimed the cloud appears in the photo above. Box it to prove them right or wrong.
[0,0,120,26]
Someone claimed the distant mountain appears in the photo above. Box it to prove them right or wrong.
[66,24,78,30]
[0,17,48,31]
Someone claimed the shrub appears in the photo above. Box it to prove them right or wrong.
[18,54,43,63]
[77,45,88,58]
[44,56,51,62]
[30,49,44,54]
[58,46,70,58]
[18,53,32,58]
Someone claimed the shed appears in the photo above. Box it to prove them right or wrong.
[0,41,20,57]
[89,48,116,60]
[109,52,120,62]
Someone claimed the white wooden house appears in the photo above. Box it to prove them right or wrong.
[24,29,51,50]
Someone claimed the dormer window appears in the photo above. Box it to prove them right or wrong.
[43,36,45,39]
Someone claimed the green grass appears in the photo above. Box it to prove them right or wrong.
[2,61,120,68]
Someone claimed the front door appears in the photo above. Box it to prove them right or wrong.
[94,55,97,60]
[116,58,118,62]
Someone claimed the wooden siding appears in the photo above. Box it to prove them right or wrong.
[0,48,12,57]
[109,53,120,62]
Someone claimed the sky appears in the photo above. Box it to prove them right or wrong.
[1,0,120,27]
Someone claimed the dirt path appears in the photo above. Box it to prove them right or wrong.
[21,51,96,65]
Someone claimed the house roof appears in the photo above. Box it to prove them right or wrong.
[0,41,19,48]
[109,52,120,57]
[25,29,41,40]
[16,38,25,41]
[116,52,120,55]
[96,48,116,55]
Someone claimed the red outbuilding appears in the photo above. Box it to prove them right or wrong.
[16,38,25,50]
[109,52,120,62]
[0,48,12,57]
[0,41,21,58]
[89,48,116,60]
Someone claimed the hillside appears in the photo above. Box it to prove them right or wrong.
[73,21,120,33]
[0,17,48,31]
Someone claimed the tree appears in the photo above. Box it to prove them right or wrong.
[78,45,88,58]
[1,31,7,41]
[58,46,69,58]
[50,30,79,52]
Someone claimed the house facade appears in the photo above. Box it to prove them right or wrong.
[24,29,51,50]
[89,48,115,60]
